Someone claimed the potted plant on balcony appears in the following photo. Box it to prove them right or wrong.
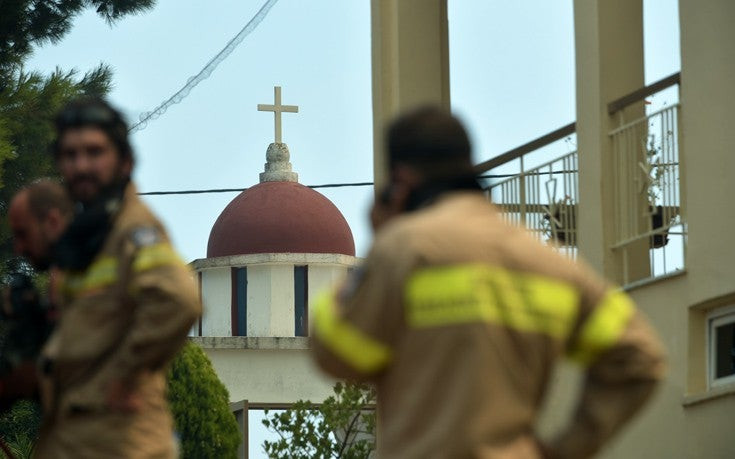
[645,131,680,249]
[542,196,576,246]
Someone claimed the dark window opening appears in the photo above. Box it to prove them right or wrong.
[714,321,735,379]
[231,267,247,336]
[295,266,309,337]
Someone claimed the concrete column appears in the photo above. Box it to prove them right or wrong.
[247,265,295,337]
[200,268,233,336]
[370,0,451,191]
[573,0,646,282]
[679,0,735,301]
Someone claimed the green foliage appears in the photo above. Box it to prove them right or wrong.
[0,0,154,275]
[262,382,376,459]
[0,66,113,276]
[0,399,41,459]
[0,1,156,72]
[167,341,241,459]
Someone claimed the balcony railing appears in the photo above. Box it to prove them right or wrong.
[476,72,683,282]
[609,101,684,285]
[478,124,579,258]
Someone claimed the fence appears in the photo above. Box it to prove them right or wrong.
[486,150,579,258]
[609,102,685,284]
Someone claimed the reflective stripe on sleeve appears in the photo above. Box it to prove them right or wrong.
[405,264,579,341]
[313,291,392,374]
[64,256,118,295]
[567,289,635,364]
[132,243,185,273]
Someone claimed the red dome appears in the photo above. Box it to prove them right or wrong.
[207,181,355,257]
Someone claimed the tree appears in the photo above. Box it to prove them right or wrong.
[0,0,156,74]
[167,341,241,459]
[0,342,241,459]
[0,1,156,274]
[0,66,113,275]
[0,399,41,459]
[262,382,376,459]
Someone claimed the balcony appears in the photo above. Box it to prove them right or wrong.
[477,73,684,285]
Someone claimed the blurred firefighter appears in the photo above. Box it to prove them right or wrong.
[0,179,72,407]
[33,97,201,458]
[312,106,666,459]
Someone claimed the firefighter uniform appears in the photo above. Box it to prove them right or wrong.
[34,184,201,458]
[312,192,666,459]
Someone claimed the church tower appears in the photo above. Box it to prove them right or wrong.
[191,87,357,418]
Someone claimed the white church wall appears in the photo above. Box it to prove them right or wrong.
[247,264,296,337]
[192,338,337,404]
[308,264,350,310]
[201,267,232,336]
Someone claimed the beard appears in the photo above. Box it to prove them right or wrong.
[66,167,128,205]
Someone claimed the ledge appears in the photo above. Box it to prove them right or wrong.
[682,383,735,407]
[191,253,360,270]
[190,336,311,350]
[623,269,687,292]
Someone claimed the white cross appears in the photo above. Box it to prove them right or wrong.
[257,86,298,143]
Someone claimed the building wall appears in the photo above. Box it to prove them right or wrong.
[247,264,295,337]
[557,1,735,457]
[192,253,358,417]
[193,338,337,404]
[194,253,358,339]
[200,266,232,336]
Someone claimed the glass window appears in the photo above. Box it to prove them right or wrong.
[709,309,735,386]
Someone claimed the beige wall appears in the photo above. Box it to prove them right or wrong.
[563,0,735,457]
[193,340,337,404]
[371,0,450,190]
[574,0,646,283]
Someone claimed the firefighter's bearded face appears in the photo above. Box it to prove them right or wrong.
[56,127,132,204]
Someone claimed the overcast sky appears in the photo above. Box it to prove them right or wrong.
[25,0,680,455]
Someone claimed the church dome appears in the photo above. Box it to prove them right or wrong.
[207,180,355,257]
[207,141,355,258]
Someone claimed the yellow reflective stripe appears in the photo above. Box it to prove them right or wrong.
[132,243,184,272]
[313,291,392,374]
[64,256,118,295]
[568,289,635,364]
[406,264,579,340]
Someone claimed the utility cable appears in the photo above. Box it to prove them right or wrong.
[129,0,280,133]
[137,174,537,196]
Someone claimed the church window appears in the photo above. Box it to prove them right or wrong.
[232,267,247,336]
[294,266,308,336]
[708,307,735,387]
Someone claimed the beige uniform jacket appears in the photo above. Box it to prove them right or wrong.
[34,183,201,459]
[313,192,666,459]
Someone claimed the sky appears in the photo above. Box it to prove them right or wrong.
[25,0,680,456]
[25,0,680,262]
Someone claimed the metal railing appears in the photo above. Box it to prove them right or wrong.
[609,102,685,284]
[487,151,579,257]
[477,72,683,274]
[478,125,579,258]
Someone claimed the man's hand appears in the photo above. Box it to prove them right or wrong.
[106,380,143,413]
[370,166,421,232]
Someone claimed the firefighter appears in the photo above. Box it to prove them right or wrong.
[312,106,666,459]
[33,97,201,458]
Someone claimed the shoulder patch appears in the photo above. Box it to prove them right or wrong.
[129,226,162,248]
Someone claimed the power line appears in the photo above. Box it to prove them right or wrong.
[129,0,279,133]
[137,174,525,196]
[139,181,374,196]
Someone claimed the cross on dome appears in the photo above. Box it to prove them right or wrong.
[257,86,298,144]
